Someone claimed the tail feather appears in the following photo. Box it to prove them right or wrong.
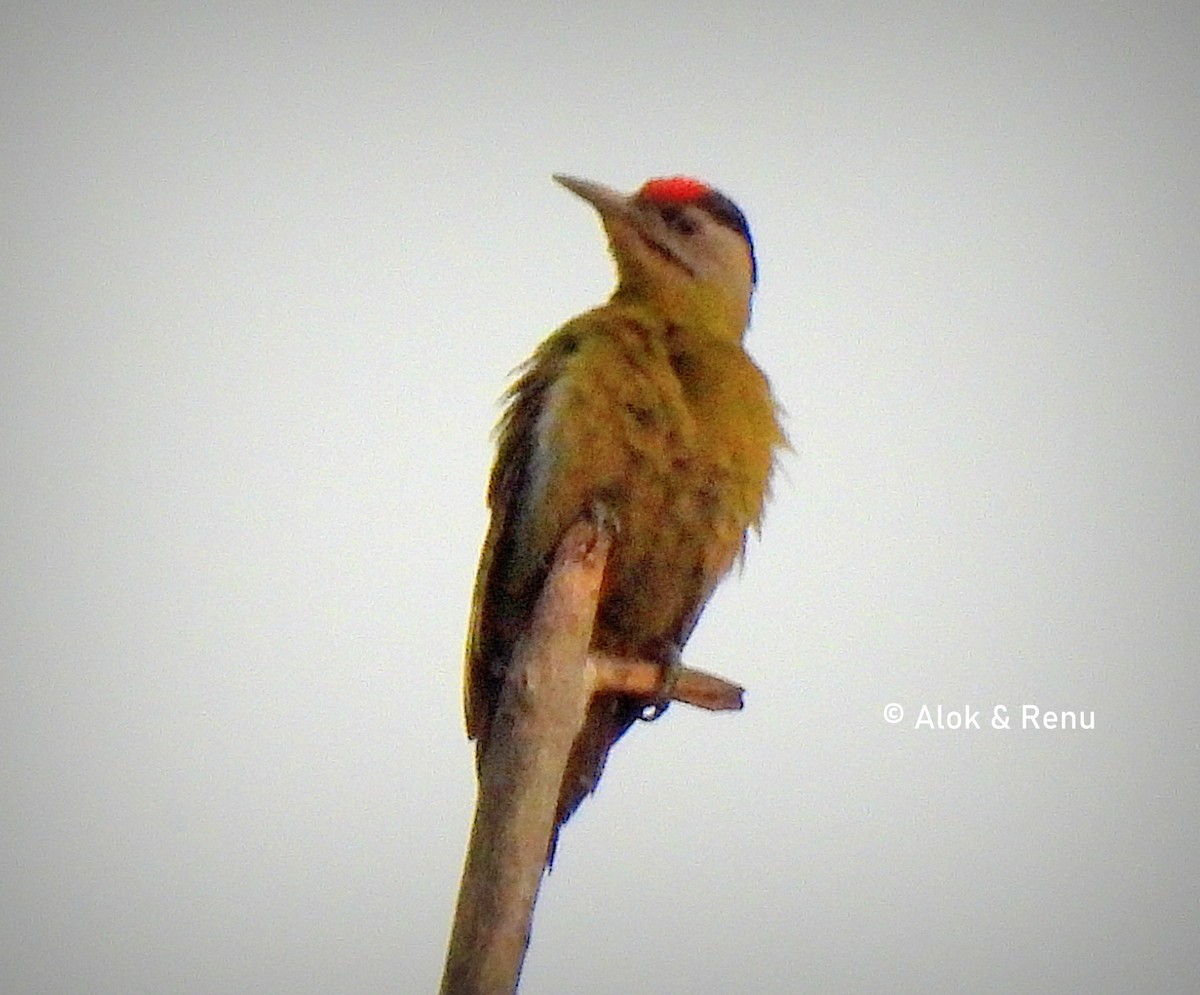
[549,695,642,861]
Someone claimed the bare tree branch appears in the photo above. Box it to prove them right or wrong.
[440,518,746,994]
[440,518,609,995]
[592,656,744,712]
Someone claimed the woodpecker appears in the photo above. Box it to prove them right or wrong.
[465,173,785,841]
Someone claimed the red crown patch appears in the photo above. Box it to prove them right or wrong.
[637,176,712,204]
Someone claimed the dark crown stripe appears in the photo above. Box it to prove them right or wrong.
[698,191,757,285]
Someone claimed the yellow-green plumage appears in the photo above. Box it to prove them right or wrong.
[465,175,785,834]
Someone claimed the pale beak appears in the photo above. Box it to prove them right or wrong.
[552,174,633,220]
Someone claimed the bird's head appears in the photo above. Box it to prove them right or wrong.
[554,173,757,339]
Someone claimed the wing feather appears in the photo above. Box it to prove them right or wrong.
[463,330,578,746]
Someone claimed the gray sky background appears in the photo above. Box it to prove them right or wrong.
[3,2,1198,993]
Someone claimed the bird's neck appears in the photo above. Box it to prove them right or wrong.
[611,277,750,343]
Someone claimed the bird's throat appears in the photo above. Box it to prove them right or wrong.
[612,278,750,343]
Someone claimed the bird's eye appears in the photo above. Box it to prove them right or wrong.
[660,204,698,235]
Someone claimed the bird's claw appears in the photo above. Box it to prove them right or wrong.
[638,645,682,722]
[588,498,620,538]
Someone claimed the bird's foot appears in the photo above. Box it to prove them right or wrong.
[639,645,683,722]
[587,497,620,539]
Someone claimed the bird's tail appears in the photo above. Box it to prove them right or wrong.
[549,694,642,862]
